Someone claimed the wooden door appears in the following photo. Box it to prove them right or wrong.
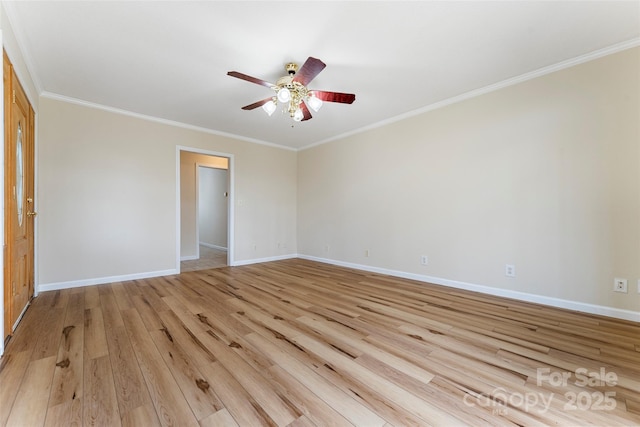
[3,51,35,340]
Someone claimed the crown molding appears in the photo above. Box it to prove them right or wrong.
[40,92,297,152]
[301,37,640,151]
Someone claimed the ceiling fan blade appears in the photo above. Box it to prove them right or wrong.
[241,98,273,110]
[312,90,356,104]
[227,71,274,88]
[292,57,326,86]
[300,102,312,121]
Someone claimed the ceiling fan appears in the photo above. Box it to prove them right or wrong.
[227,57,356,122]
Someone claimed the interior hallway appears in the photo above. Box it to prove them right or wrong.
[181,245,227,272]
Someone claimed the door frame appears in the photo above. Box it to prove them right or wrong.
[176,146,235,271]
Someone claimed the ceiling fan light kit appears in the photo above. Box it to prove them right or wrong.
[227,57,355,122]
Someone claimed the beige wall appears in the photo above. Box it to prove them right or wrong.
[298,47,640,314]
[38,97,297,287]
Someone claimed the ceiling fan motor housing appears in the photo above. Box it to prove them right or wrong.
[285,62,298,75]
[275,62,309,116]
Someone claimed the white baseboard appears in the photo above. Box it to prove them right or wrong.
[180,255,198,261]
[298,255,640,323]
[38,268,178,292]
[34,254,638,323]
[200,242,228,252]
[232,253,297,267]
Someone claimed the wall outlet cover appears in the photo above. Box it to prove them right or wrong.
[613,278,628,293]
[505,264,516,277]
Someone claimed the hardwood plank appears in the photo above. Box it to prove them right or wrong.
[267,364,354,427]
[84,285,101,309]
[111,282,134,311]
[155,308,218,367]
[199,360,279,427]
[242,314,409,425]
[0,351,31,425]
[161,295,211,336]
[30,307,66,361]
[354,353,513,427]
[149,326,224,421]
[243,332,387,427]
[163,276,210,315]
[130,294,165,332]
[297,315,435,384]
[293,333,465,425]
[84,355,121,426]
[48,320,84,407]
[50,289,71,310]
[121,403,162,427]
[48,292,85,411]
[195,328,301,426]
[100,284,125,330]
[99,284,155,420]
[5,356,56,427]
[44,399,82,427]
[121,308,199,427]
[198,408,240,427]
[84,307,109,360]
[106,325,153,419]
[287,415,317,427]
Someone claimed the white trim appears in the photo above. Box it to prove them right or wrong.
[200,242,228,252]
[38,269,178,293]
[180,255,198,262]
[42,92,296,152]
[301,37,640,151]
[23,253,640,324]
[233,254,297,267]
[11,301,30,332]
[298,255,640,323]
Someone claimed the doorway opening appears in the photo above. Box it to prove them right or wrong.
[177,147,234,273]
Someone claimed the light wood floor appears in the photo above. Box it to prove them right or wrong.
[1,259,639,426]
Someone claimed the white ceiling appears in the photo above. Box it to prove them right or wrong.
[4,1,640,150]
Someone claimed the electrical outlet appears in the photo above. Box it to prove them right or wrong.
[365,249,370,257]
[637,279,640,294]
[325,245,330,252]
[421,255,428,265]
[505,264,516,277]
[613,278,627,293]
